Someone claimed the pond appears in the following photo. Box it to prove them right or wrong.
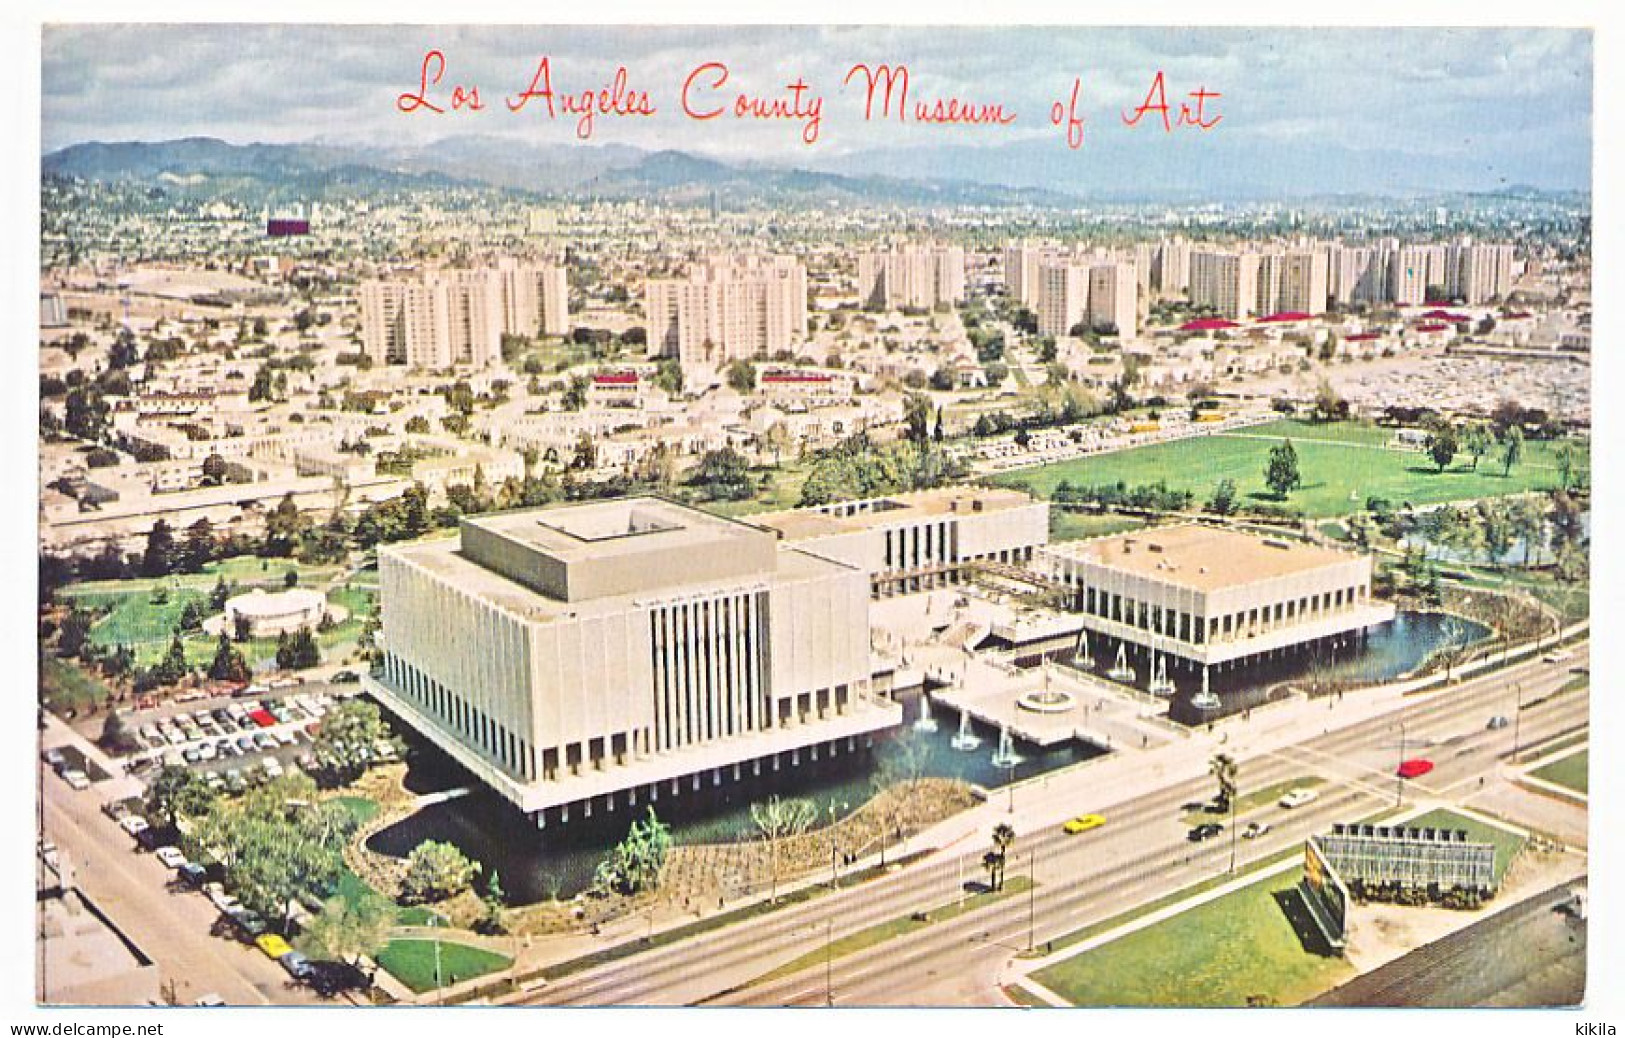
[1063,609,1489,725]
[367,687,1105,903]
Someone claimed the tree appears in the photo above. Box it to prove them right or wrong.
[56,608,94,659]
[1462,423,1493,472]
[653,358,684,395]
[263,493,307,557]
[276,627,321,671]
[570,431,597,471]
[725,359,757,395]
[1555,442,1581,491]
[185,774,356,922]
[208,632,251,683]
[1426,428,1459,473]
[903,392,932,445]
[477,870,508,934]
[100,709,140,754]
[145,764,217,829]
[1209,753,1238,814]
[750,796,817,902]
[1264,440,1302,499]
[561,374,590,411]
[1501,425,1524,477]
[312,698,399,786]
[401,840,480,904]
[64,387,110,443]
[984,823,1016,892]
[1206,478,1238,517]
[690,447,753,501]
[141,519,177,578]
[179,518,216,573]
[593,808,672,896]
[1311,379,1348,423]
[1511,497,1547,566]
[299,892,396,973]
[1477,500,1515,565]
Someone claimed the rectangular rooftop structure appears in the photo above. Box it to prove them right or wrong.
[1043,523,1394,669]
[752,486,1050,597]
[460,498,778,602]
[370,497,898,818]
[1050,524,1359,593]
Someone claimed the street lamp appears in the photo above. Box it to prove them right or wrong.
[827,799,848,889]
[1512,681,1524,762]
[1394,717,1407,807]
[430,912,443,1004]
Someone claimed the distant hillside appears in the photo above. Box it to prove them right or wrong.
[42,135,1077,209]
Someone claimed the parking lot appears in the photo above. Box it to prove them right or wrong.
[119,681,387,794]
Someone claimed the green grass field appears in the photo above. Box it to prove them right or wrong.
[1532,749,1588,795]
[1031,864,1354,1007]
[57,555,377,670]
[1049,510,1147,543]
[376,939,512,993]
[995,420,1584,520]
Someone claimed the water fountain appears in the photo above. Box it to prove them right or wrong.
[1190,667,1221,712]
[912,692,940,733]
[950,707,982,751]
[990,722,1023,770]
[1075,629,1095,669]
[1149,652,1175,697]
[1108,643,1136,684]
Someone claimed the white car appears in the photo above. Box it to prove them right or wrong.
[154,846,188,869]
[262,758,284,780]
[61,769,91,791]
[118,815,151,837]
[1278,788,1319,809]
[193,994,226,1007]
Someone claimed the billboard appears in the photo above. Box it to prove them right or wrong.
[1301,838,1350,953]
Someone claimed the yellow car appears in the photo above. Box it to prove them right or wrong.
[255,934,293,960]
[1063,813,1107,834]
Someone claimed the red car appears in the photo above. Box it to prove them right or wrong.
[1397,759,1435,779]
[248,709,277,729]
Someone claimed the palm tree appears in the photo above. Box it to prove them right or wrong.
[1209,753,1238,814]
[987,823,1017,891]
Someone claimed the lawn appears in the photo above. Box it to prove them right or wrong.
[1532,749,1588,795]
[994,420,1584,520]
[376,939,512,993]
[1049,509,1146,543]
[58,559,377,670]
[694,460,815,518]
[1400,808,1527,884]
[1032,865,1354,1007]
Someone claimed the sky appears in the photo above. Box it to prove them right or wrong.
[40,25,1593,193]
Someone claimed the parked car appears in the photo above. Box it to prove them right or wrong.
[193,994,226,1007]
[42,747,67,771]
[61,769,91,790]
[177,863,208,888]
[255,933,294,959]
[262,758,285,780]
[1188,823,1224,842]
[1279,788,1319,809]
[1242,821,1272,840]
[280,950,316,982]
[118,815,151,838]
[155,846,188,869]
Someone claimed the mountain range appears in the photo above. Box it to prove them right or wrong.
[42,135,1590,210]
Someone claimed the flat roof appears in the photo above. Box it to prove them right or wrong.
[385,523,853,624]
[462,498,761,562]
[1051,524,1361,592]
[754,486,1039,541]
